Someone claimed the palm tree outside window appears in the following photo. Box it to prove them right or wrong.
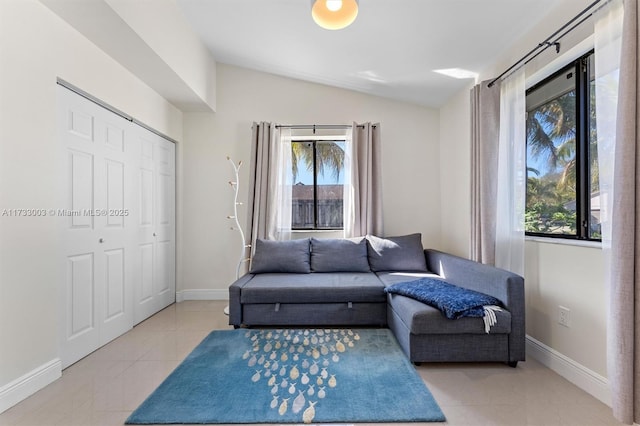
[525,51,600,241]
[290,140,345,230]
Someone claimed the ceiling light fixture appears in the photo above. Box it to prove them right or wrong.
[311,0,358,30]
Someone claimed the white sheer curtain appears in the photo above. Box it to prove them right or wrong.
[267,126,292,241]
[343,129,355,236]
[594,0,630,423]
[495,68,526,276]
[595,0,623,252]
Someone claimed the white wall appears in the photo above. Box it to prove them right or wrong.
[525,241,606,375]
[0,0,182,405]
[438,0,609,402]
[180,63,440,295]
[439,86,473,258]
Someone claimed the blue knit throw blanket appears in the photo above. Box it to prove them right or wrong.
[385,278,503,333]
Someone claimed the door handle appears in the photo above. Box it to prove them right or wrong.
[99,238,104,243]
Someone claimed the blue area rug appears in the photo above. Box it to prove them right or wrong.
[126,328,446,424]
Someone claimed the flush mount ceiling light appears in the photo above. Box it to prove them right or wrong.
[311,0,359,30]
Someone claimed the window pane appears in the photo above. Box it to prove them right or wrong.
[291,142,315,229]
[316,141,344,229]
[290,140,345,230]
[526,70,578,236]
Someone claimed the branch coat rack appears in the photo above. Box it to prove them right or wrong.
[224,156,251,315]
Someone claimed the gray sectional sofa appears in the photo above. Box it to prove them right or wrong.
[228,234,525,367]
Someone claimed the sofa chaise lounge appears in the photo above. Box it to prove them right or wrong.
[228,234,525,367]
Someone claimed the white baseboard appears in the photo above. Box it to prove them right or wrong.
[176,289,229,302]
[526,335,611,406]
[0,358,62,414]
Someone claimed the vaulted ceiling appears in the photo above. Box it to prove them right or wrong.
[176,0,574,107]
[43,0,583,111]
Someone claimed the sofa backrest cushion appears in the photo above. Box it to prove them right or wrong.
[310,237,370,272]
[250,238,311,273]
[366,233,428,272]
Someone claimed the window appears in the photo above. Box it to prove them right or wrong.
[290,140,345,230]
[525,51,600,240]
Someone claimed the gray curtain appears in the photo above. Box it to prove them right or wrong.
[246,122,273,258]
[346,122,383,237]
[608,0,639,423]
[470,81,501,264]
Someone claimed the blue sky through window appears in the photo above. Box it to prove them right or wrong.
[290,141,345,186]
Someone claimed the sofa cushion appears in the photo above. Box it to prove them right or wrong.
[240,272,386,304]
[310,237,370,272]
[376,271,441,286]
[366,233,428,272]
[250,238,311,274]
[387,293,511,335]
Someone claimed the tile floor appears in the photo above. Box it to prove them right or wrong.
[0,301,621,426]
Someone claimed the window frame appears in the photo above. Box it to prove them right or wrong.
[525,50,600,242]
[290,139,346,231]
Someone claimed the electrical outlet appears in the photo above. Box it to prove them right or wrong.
[558,306,571,327]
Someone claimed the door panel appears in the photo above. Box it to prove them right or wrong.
[156,241,170,295]
[134,128,175,323]
[69,150,94,229]
[105,159,125,228]
[60,87,133,368]
[105,123,125,153]
[68,109,94,142]
[104,249,125,320]
[139,169,154,227]
[63,253,99,367]
[155,139,175,309]
[66,253,95,339]
[140,243,154,302]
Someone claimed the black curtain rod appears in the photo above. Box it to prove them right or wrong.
[522,13,594,72]
[274,124,375,130]
[487,0,601,88]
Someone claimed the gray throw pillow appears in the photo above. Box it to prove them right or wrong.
[310,237,370,272]
[250,238,311,273]
[366,233,428,272]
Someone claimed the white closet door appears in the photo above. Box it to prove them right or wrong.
[58,85,175,368]
[133,127,175,324]
[155,138,176,311]
[58,87,134,368]
[98,116,135,344]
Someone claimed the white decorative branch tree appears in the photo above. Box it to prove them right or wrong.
[225,157,251,316]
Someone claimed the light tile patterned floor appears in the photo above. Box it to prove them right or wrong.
[0,301,621,426]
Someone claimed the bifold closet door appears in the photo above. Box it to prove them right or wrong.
[58,85,176,368]
[133,126,176,325]
[58,87,136,368]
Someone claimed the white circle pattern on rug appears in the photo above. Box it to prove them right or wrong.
[242,329,360,424]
